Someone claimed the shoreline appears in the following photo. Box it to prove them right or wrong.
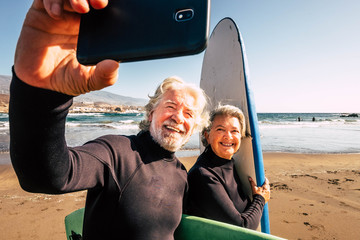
[2,151,360,166]
[1,152,359,239]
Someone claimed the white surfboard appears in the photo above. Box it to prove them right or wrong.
[200,18,270,233]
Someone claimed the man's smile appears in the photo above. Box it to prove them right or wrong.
[164,124,185,134]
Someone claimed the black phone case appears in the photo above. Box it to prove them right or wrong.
[77,0,210,65]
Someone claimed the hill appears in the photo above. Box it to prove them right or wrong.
[0,75,147,112]
[74,90,147,106]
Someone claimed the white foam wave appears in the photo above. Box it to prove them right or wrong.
[66,122,81,127]
[112,124,139,130]
[119,120,135,124]
[66,122,139,130]
[68,112,105,117]
[259,119,360,129]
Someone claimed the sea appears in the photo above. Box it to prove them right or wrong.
[0,112,359,161]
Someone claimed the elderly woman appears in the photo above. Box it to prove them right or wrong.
[186,104,270,230]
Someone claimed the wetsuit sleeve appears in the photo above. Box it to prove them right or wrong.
[9,70,108,194]
[188,169,265,230]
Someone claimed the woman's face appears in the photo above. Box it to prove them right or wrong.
[205,115,241,160]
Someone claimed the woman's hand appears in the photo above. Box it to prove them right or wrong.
[249,177,270,203]
[14,0,119,96]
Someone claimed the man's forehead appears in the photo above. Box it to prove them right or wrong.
[162,89,196,109]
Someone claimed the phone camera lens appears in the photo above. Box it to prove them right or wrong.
[175,9,194,22]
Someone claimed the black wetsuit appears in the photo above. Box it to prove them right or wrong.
[9,72,188,240]
[186,146,265,230]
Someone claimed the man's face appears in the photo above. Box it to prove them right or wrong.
[149,89,197,152]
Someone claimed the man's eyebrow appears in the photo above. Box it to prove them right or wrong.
[164,100,196,113]
[164,100,176,105]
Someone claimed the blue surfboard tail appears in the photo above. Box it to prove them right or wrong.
[230,18,271,234]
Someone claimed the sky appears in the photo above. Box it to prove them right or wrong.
[1,1,360,113]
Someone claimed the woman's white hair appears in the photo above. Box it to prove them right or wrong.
[201,104,246,147]
[139,76,209,133]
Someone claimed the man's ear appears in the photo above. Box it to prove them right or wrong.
[148,110,154,122]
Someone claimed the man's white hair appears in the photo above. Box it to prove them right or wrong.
[139,76,209,133]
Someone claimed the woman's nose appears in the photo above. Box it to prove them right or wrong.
[223,131,232,138]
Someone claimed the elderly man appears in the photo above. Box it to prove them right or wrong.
[9,1,208,239]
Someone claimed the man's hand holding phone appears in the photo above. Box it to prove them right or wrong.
[14,0,119,96]
[76,0,210,65]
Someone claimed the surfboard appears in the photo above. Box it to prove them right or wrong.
[65,208,84,240]
[65,208,285,240]
[199,17,270,233]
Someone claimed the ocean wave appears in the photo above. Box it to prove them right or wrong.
[1,113,359,154]
[0,122,9,131]
[119,120,135,124]
[180,146,201,151]
[66,122,139,130]
[344,119,359,123]
[259,119,360,129]
[68,112,105,117]
[112,125,140,130]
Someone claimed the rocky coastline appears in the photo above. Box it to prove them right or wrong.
[70,102,144,113]
[0,94,144,114]
[340,113,358,117]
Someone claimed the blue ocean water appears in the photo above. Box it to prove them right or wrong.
[0,112,359,159]
[257,113,360,154]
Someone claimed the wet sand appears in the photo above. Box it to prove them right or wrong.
[1,153,359,240]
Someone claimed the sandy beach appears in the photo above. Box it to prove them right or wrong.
[1,152,359,240]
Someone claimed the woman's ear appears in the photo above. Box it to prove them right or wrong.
[204,131,209,143]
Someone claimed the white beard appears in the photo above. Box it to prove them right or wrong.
[150,121,191,152]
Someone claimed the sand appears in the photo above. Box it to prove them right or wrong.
[1,153,359,240]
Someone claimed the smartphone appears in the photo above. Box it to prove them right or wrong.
[76,0,210,65]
